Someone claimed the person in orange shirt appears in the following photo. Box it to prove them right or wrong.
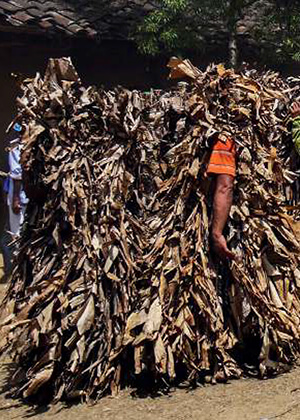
[208,103,300,261]
[207,135,236,261]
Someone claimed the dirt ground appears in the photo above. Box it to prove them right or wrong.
[0,360,300,420]
[0,259,300,420]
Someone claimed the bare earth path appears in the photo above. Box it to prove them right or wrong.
[0,361,300,420]
[0,274,300,419]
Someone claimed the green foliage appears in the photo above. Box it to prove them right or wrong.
[136,0,255,59]
[251,1,300,63]
[136,0,300,66]
[255,0,300,62]
[136,0,200,56]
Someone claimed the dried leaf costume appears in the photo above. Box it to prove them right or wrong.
[1,58,300,402]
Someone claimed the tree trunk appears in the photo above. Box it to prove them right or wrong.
[227,0,240,69]
[229,28,238,68]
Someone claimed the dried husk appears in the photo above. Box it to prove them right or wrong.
[1,57,300,402]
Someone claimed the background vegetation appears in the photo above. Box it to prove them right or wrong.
[135,0,300,68]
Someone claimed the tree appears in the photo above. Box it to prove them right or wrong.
[257,0,300,63]
[136,0,258,68]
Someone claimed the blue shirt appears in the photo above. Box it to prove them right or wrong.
[7,142,28,206]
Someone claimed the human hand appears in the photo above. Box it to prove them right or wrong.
[211,232,235,261]
[12,196,21,214]
[291,102,300,119]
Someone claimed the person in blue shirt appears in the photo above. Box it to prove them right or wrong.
[7,123,28,236]
[0,123,28,280]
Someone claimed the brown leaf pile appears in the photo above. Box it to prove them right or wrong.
[1,57,300,402]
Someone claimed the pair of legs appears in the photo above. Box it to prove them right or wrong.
[0,225,12,280]
[0,204,26,280]
[9,204,25,236]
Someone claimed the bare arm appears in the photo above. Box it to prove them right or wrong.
[291,102,300,118]
[211,174,235,260]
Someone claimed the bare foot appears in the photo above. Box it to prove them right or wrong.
[211,232,235,261]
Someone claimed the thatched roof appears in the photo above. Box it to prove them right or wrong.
[0,0,155,39]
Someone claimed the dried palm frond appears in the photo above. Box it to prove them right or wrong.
[1,57,300,402]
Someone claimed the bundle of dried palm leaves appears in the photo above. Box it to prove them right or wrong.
[1,57,300,403]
